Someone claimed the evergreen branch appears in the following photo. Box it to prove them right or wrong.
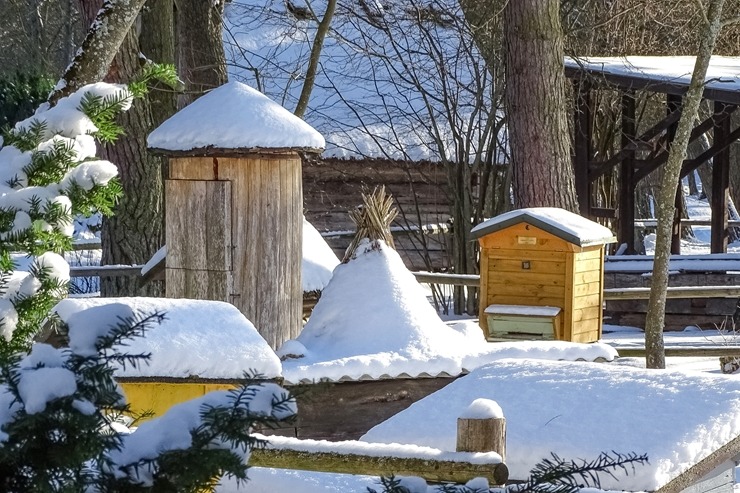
[518,451,649,493]
[128,62,181,98]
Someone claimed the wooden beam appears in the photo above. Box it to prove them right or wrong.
[589,109,682,180]
[573,80,592,216]
[634,107,737,182]
[603,285,740,300]
[250,443,509,486]
[616,346,740,358]
[679,122,740,176]
[564,64,740,105]
[712,101,732,253]
[619,92,636,253]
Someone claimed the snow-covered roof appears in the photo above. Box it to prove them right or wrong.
[471,207,616,247]
[361,359,740,492]
[52,297,282,379]
[147,81,325,154]
[565,56,740,104]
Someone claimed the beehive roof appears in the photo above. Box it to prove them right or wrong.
[471,207,616,247]
[147,81,325,155]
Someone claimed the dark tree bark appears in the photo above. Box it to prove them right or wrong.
[503,0,579,211]
[176,0,227,107]
[76,0,176,296]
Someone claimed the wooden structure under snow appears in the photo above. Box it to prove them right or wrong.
[471,208,615,343]
[148,82,324,349]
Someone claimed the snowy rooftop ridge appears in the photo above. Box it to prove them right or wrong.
[471,207,616,247]
[147,81,325,154]
[564,56,740,99]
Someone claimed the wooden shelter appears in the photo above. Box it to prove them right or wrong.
[565,56,740,254]
[148,81,325,349]
[471,208,615,343]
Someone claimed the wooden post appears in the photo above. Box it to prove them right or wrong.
[711,101,731,254]
[573,80,592,217]
[619,91,636,254]
[456,406,506,462]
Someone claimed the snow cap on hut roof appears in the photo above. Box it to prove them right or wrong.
[147,81,325,155]
[471,207,616,247]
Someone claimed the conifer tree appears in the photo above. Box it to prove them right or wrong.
[0,64,176,357]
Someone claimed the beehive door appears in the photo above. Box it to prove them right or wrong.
[165,179,232,301]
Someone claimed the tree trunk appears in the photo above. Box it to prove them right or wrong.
[91,0,176,296]
[49,0,148,103]
[644,0,726,369]
[503,0,579,211]
[176,0,227,107]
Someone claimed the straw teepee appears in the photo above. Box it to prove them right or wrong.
[342,186,398,263]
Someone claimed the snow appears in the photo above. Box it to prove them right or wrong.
[565,56,740,93]
[60,159,118,191]
[253,433,502,464]
[224,0,501,162]
[280,240,616,383]
[15,82,132,141]
[361,359,740,491]
[302,217,340,292]
[140,245,166,277]
[471,207,616,247]
[459,399,504,420]
[17,367,77,414]
[147,81,325,152]
[53,298,282,379]
[484,305,561,317]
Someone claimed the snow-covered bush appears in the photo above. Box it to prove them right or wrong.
[0,306,296,491]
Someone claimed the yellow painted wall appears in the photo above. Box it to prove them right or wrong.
[119,382,238,420]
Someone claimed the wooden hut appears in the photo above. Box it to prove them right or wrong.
[147,81,325,349]
[471,208,615,343]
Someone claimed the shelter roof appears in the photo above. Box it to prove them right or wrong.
[147,81,325,155]
[565,56,740,104]
[471,207,616,247]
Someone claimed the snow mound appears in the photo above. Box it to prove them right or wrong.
[147,81,325,152]
[302,217,339,292]
[53,297,282,379]
[362,359,740,492]
[282,239,470,380]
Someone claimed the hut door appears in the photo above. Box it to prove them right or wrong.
[165,179,233,301]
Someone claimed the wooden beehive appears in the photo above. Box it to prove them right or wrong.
[471,208,615,343]
[148,82,325,349]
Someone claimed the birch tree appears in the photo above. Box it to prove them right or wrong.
[644,0,728,369]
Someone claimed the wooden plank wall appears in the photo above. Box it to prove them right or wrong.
[569,247,604,342]
[165,179,232,301]
[218,155,303,349]
[303,157,451,271]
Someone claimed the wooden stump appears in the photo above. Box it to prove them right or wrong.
[456,416,506,461]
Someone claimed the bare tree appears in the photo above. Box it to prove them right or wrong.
[644,0,728,369]
[225,0,508,314]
